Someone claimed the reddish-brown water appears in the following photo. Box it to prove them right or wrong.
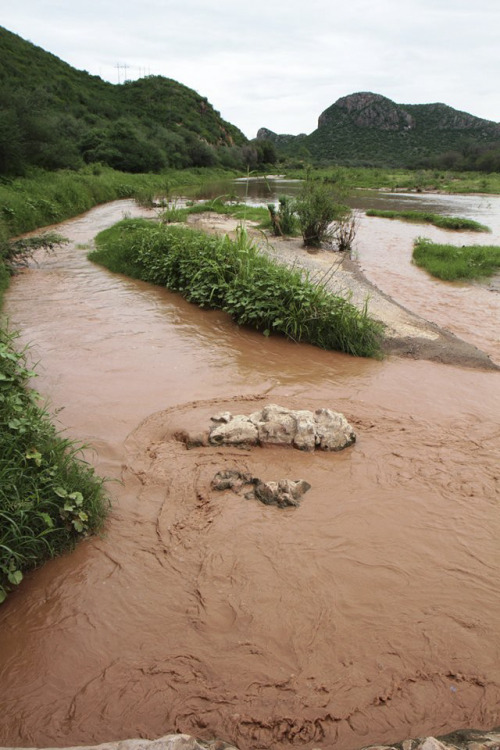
[1,201,499,750]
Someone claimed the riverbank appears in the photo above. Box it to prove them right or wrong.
[186,212,498,370]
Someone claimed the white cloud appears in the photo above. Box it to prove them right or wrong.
[2,0,499,138]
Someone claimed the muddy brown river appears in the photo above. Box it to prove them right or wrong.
[0,199,499,750]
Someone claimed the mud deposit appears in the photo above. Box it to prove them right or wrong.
[0,201,499,750]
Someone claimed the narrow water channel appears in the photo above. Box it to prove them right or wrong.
[0,200,499,750]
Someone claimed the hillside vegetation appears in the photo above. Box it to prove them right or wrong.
[0,26,276,176]
[259,92,500,170]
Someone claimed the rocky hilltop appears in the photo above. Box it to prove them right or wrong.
[258,91,500,167]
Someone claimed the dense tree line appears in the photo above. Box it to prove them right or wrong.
[0,27,277,176]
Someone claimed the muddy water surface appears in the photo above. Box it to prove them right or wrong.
[351,192,500,364]
[0,201,499,750]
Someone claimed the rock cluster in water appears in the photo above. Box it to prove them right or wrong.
[207,404,356,451]
[211,470,311,508]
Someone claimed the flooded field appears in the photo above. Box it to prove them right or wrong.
[0,197,499,750]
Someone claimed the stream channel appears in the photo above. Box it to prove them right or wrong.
[0,183,499,750]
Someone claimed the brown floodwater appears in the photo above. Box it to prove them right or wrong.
[0,200,499,750]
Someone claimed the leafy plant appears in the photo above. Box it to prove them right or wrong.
[268,195,298,236]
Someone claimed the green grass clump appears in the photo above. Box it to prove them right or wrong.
[366,209,490,232]
[90,220,383,357]
[413,238,500,280]
[184,197,270,226]
[0,330,108,602]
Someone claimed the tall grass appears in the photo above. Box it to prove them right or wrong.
[366,209,490,232]
[412,238,500,280]
[90,220,383,358]
[0,166,240,238]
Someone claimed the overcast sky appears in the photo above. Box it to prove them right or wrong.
[2,0,499,139]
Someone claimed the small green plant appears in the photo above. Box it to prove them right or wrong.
[267,195,298,236]
[159,202,189,223]
[412,237,500,280]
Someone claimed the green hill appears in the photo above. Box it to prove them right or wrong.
[0,26,260,175]
[258,92,500,170]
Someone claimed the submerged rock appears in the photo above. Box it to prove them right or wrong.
[211,471,311,508]
[209,415,259,447]
[208,404,355,452]
[253,479,312,508]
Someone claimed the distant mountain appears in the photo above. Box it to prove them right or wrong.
[0,26,259,175]
[258,92,500,169]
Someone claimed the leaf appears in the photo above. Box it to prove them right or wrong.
[72,519,84,533]
[63,501,75,512]
[26,448,43,466]
[40,512,54,528]
[54,486,68,498]
[0,588,6,604]
[69,492,84,505]
[8,570,23,586]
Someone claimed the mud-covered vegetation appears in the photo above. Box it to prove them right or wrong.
[412,238,500,280]
[366,209,490,232]
[90,219,383,357]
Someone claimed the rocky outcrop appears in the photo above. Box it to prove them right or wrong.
[207,404,355,452]
[322,92,416,131]
[212,470,311,508]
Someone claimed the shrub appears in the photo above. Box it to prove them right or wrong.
[294,182,349,247]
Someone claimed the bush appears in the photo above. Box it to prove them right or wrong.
[294,182,349,247]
